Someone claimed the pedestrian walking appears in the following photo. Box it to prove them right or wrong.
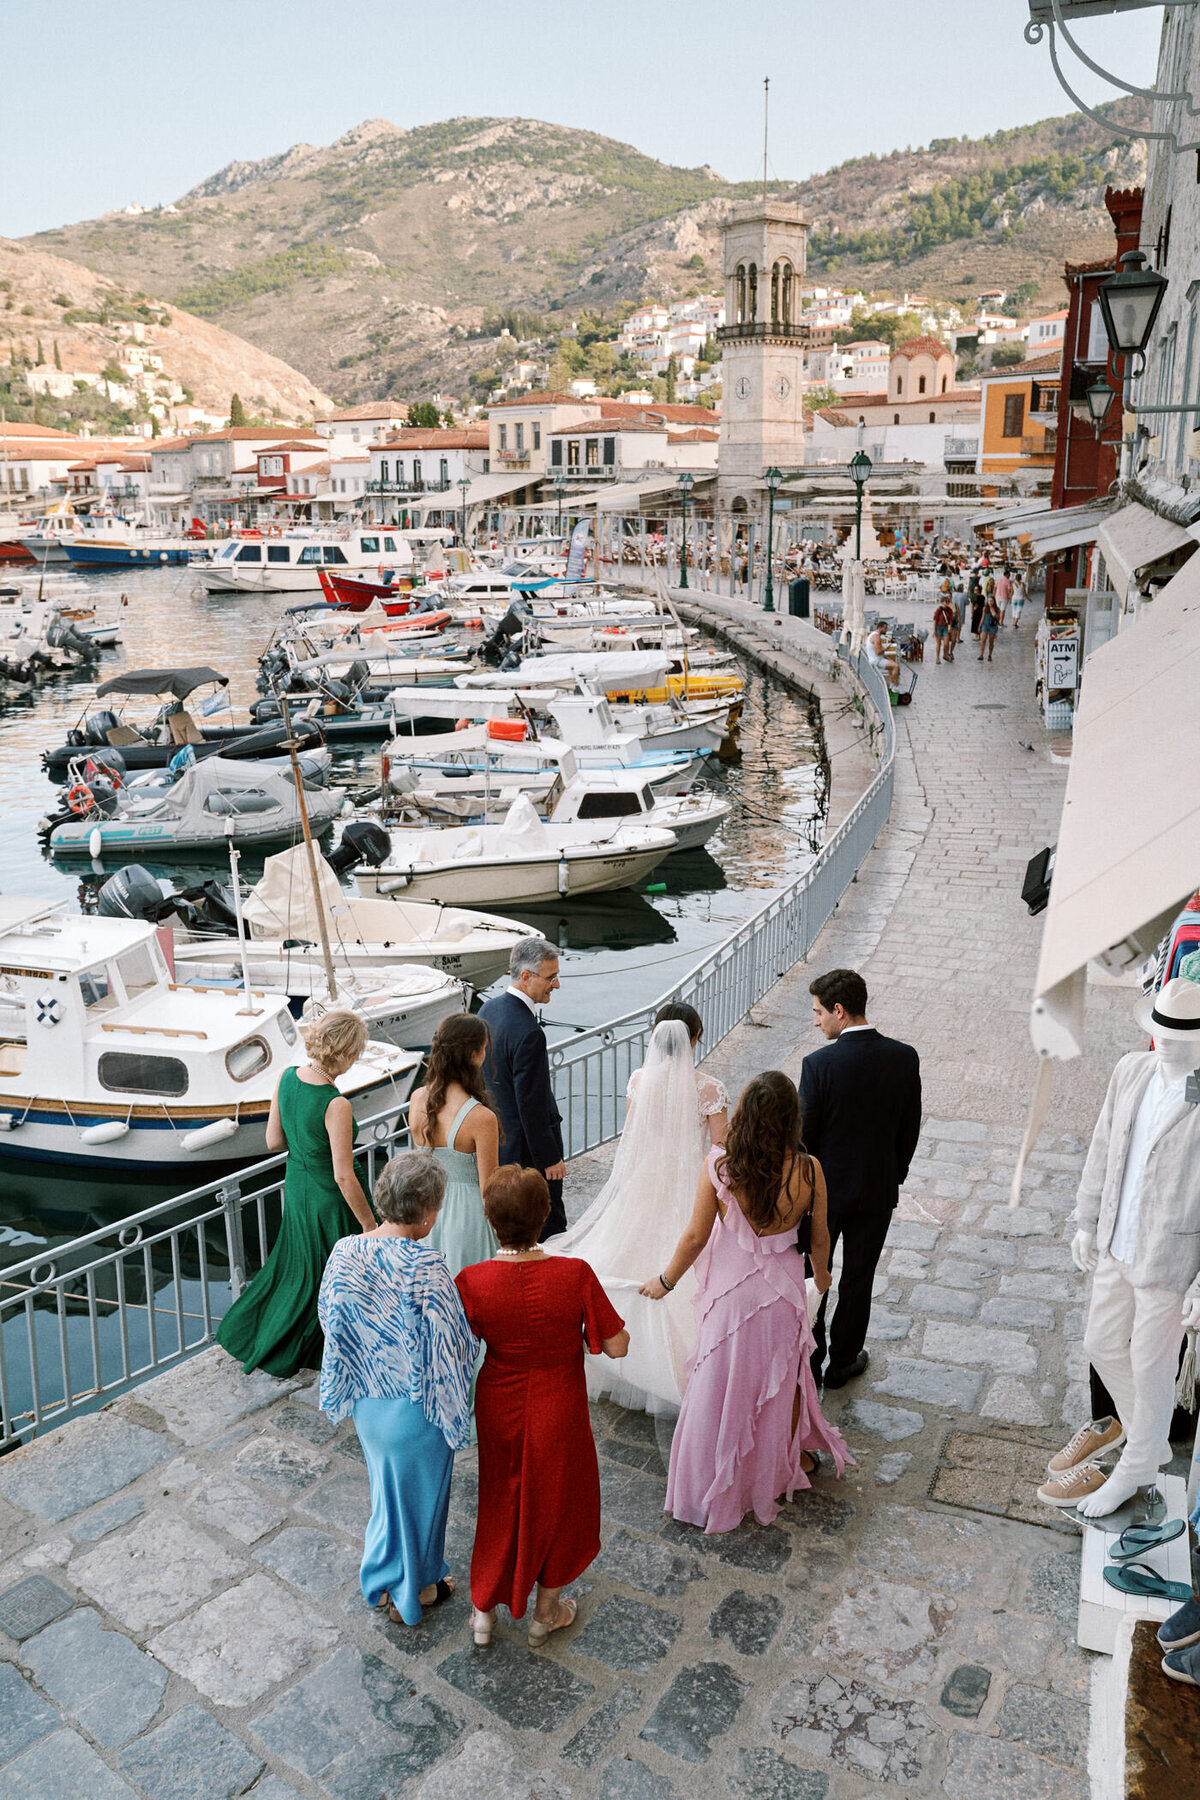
[968,568,984,639]
[994,566,1012,626]
[932,592,955,664]
[408,1014,500,1278]
[1011,572,1027,628]
[979,588,1002,661]
[478,938,567,1238]
[798,970,922,1389]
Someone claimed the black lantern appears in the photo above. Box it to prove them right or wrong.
[1084,376,1115,433]
[848,450,872,561]
[677,471,694,590]
[1097,251,1168,360]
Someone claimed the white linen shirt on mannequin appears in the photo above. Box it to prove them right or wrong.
[1109,1065,1187,1264]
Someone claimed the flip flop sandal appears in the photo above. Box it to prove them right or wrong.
[1103,1562,1193,1602]
[1109,1520,1186,1563]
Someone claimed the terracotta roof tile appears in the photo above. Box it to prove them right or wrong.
[893,336,952,360]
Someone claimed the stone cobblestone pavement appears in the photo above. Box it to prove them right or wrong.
[0,596,1175,1798]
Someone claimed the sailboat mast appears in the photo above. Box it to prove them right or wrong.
[279,695,339,1000]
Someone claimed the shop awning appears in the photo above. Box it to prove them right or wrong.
[1026,501,1113,558]
[461,472,539,507]
[1031,554,1200,1059]
[583,474,714,512]
[970,498,1053,534]
[1095,500,1194,601]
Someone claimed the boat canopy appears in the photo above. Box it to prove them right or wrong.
[96,666,229,699]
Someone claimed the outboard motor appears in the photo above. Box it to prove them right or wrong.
[98,865,167,922]
[249,695,283,724]
[82,709,121,747]
[84,747,126,784]
[480,603,531,668]
[343,658,371,696]
[328,817,390,875]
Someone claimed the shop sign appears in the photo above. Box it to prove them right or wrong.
[1046,634,1079,689]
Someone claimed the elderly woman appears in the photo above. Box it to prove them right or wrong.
[318,1150,477,1626]
[456,1167,629,1648]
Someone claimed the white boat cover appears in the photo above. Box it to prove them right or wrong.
[494,793,555,855]
[1031,551,1200,1059]
[456,651,670,690]
[1095,501,1194,601]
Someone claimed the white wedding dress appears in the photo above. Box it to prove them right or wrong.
[543,1020,728,1415]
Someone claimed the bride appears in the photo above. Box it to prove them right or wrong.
[544,1004,727,1414]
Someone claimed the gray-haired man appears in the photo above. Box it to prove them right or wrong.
[478,938,566,1237]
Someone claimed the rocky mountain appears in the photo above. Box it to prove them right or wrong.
[0,237,331,425]
[26,101,1151,405]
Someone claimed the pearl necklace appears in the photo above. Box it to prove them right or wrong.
[495,1247,543,1258]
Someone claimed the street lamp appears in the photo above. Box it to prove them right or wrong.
[1084,375,1115,436]
[553,472,568,539]
[848,450,872,561]
[763,466,783,612]
[1097,251,1167,375]
[457,475,471,547]
[677,471,694,590]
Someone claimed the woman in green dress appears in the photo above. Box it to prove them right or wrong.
[408,1015,500,1277]
[218,1010,375,1378]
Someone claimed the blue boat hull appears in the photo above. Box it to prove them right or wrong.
[65,543,196,569]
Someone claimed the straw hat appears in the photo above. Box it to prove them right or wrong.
[1134,977,1200,1042]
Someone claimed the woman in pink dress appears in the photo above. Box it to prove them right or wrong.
[641,1072,852,1533]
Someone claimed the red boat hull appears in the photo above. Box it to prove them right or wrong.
[317,567,416,610]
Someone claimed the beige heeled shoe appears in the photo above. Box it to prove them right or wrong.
[527,1594,577,1648]
[472,1607,496,1646]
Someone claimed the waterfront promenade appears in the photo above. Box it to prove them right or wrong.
[0,598,1170,1799]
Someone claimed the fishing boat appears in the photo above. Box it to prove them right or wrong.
[348,792,676,908]
[229,844,541,989]
[44,755,345,861]
[383,734,709,823]
[316,567,418,611]
[547,769,730,854]
[0,897,419,1171]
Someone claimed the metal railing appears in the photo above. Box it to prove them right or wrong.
[0,648,895,1448]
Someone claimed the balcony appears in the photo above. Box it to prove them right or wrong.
[1021,433,1057,460]
[557,464,615,482]
[717,322,810,345]
[365,479,452,496]
[944,438,979,461]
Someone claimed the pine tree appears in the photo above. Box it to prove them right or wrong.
[228,392,247,427]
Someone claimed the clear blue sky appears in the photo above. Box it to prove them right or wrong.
[1,0,1164,238]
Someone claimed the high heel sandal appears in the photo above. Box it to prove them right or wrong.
[472,1607,496,1646]
[528,1595,577,1648]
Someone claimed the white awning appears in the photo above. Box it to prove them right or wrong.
[1095,500,1194,601]
[582,474,711,512]
[462,472,539,507]
[970,498,1053,534]
[1024,501,1112,559]
[1031,553,1200,1059]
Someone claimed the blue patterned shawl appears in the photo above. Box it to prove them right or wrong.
[317,1235,478,1450]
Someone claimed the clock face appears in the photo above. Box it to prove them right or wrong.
[734,376,752,401]
[773,374,791,401]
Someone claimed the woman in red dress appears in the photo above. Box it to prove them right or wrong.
[456,1167,628,1648]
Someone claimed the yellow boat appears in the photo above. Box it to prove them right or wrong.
[598,670,745,712]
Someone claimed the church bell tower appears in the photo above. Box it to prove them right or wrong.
[717,201,810,511]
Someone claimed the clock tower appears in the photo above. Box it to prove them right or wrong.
[717,201,810,511]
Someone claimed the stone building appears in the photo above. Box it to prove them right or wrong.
[716,201,810,513]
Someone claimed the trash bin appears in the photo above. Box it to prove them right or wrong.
[788,576,810,619]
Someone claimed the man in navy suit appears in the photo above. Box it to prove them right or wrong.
[478,938,567,1238]
[798,968,922,1388]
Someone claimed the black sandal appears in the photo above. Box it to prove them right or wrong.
[425,1578,455,1608]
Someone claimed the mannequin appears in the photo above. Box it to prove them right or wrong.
[1058,979,1200,1519]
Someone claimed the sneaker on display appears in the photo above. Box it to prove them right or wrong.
[1046,1416,1124,1476]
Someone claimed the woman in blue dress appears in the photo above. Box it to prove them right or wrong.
[318,1150,477,1625]
[408,1015,500,1277]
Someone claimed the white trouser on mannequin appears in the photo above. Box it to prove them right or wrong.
[1083,1253,1182,1485]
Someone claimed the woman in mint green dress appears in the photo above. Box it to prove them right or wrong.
[218,1010,376,1378]
[408,1015,500,1276]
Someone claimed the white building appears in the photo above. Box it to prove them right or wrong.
[314,403,412,452]
[1026,310,1069,352]
[367,427,489,524]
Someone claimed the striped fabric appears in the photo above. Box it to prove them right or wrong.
[317,1236,477,1450]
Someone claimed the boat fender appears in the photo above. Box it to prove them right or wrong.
[181,1117,240,1154]
[80,1121,131,1146]
[378,875,411,895]
[558,854,570,898]
[0,1113,17,1132]
[88,826,104,859]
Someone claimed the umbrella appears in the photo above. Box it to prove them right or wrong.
[840,558,866,654]
[95,667,229,700]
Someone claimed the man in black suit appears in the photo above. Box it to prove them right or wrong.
[478,937,567,1238]
[798,968,922,1388]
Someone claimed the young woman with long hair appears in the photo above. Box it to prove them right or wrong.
[408,1014,501,1276]
[641,1071,852,1533]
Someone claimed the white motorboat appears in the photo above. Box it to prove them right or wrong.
[0,898,418,1171]
[548,769,730,854]
[233,844,540,990]
[203,527,418,594]
[384,734,709,825]
[351,793,676,907]
[385,682,726,765]
[173,951,466,1051]
[45,755,345,861]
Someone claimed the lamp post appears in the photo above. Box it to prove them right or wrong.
[553,473,568,539]
[848,449,872,560]
[677,471,694,589]
[457,475,471,547]
[763,466,782,612]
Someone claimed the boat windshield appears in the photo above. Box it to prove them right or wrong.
[117,942,162,998]
[78,967,118,1011]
